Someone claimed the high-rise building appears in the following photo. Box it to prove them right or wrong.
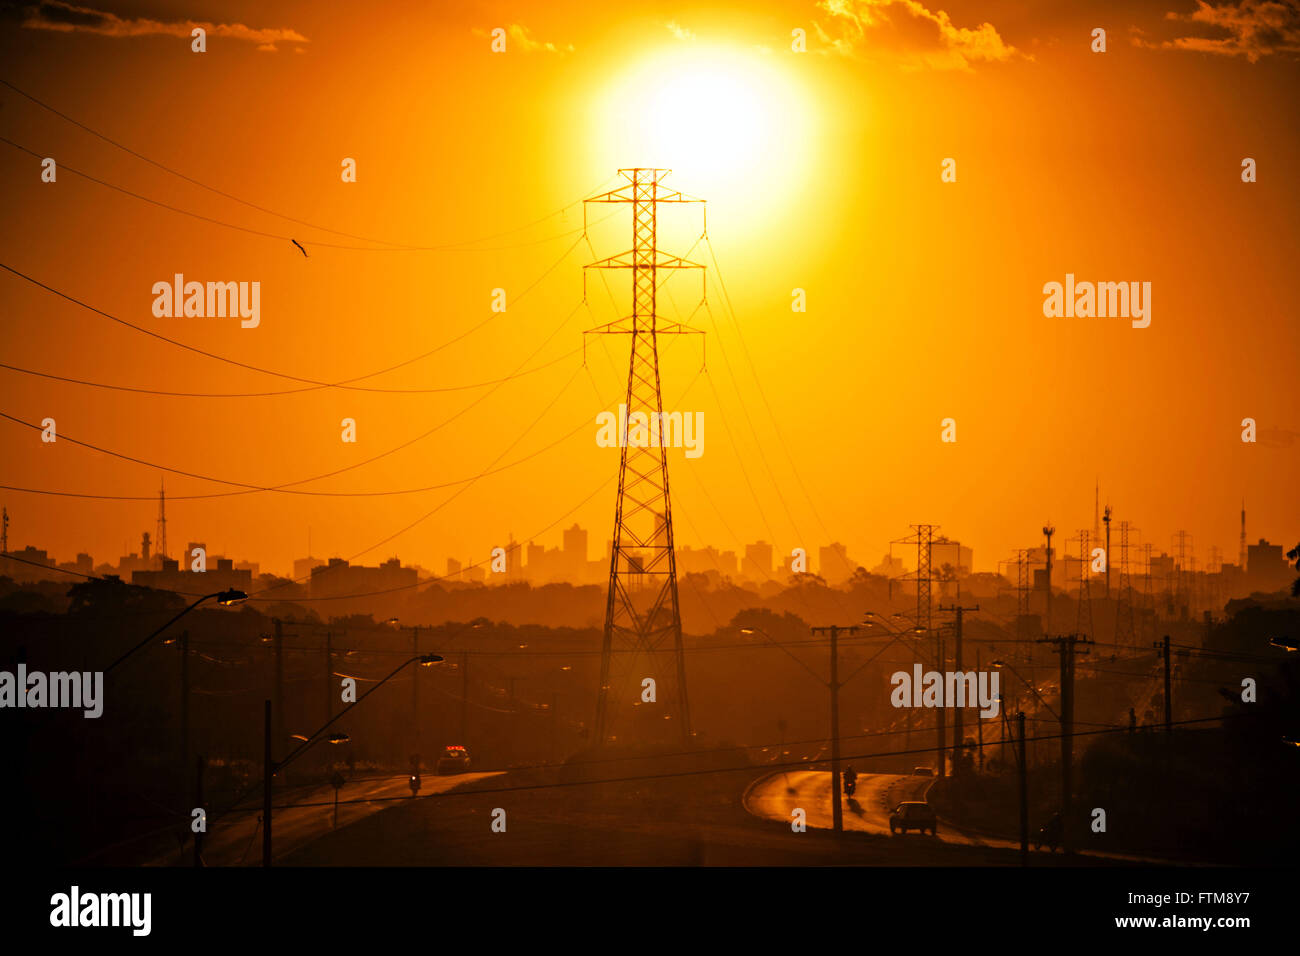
[1246,539,1291,593]
[563,523,588,561]
[819,542,857,583]
[931,536,973,575]
[743,540,773,581]
[294,555,325,581]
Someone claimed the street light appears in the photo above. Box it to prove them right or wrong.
[990,659,1059,721]
[290,732,351,745]
[105,588,248,674]
[256,652,444,867]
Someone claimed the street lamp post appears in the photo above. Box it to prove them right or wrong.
[258,652,444,867]
[106,588,247,674]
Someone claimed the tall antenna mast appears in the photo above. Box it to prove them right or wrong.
[155,477,168,564]
[1239,498,1247,571]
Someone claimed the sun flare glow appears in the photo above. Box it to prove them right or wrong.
[594,46,814,214]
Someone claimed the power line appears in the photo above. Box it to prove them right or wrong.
[0,232,588,392]
[0,297,587,497]
[704,236,839,548]
[0,345,579,400]
[1,78,617,250]
[0,131,611,253]
[0,382,590,504]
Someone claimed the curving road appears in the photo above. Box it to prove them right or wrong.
[744,770,1175,862]
[744,770,1024,848]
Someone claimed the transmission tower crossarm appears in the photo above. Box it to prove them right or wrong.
[584,318,704,336]
[584,250,704,271]
[583,168,705,206]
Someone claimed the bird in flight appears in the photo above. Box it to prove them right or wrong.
[291,239,308,257]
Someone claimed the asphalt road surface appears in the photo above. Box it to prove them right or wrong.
[744,770,1178,862]
[148,771,502,866]
[744,770,1018,847]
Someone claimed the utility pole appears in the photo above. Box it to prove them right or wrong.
[1156,634,1172,734]
[179,629,190,801]
[507,676,523,764]
[939,603,979,774]
[1000,698,1009,768]
[586,169,706,746]
[460,652,470,746]
[411,625,420,759]
[1102,505,1112,599]
[1036,633,1091,854]
[324,630,332,726]
[1042,524,1055,636]
[1017,711,1028,866]
[262,699,272,868]
[811,623,861,834]
[975,649,984,772]
[551,692,559,765]
[936,628,946,778]
[193,754,205,867]
[273,619,285,784]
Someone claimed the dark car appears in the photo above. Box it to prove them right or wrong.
[911,767,935,777]
[436,745,471,775]
[890,801,938,836]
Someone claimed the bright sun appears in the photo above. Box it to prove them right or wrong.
[595,45,813,203]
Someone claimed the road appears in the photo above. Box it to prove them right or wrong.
[744,769,1019,847]
[744,769,1185,863]
[147,771,502,866]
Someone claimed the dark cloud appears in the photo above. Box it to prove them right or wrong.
[1140,1,1300,62]
[17,1,308,50]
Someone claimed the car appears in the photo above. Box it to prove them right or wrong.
[890,801,938,836]
[911,766,935,777]
[436,745,471,775]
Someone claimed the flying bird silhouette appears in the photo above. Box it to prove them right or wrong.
[291,239,308,257]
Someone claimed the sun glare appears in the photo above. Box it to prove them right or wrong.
[595,46,813,207]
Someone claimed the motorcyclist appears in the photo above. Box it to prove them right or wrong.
[843,764,858,794]
[1035,811,1062,851]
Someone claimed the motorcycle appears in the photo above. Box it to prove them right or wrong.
[1034,814,1062,852]
[843,775,857,797]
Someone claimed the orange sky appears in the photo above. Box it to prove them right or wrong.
[1,0,1296,578]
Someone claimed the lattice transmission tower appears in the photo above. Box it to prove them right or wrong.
[1073,529,1094,641]
[585,169,705,746]
[1114,520,1136,647]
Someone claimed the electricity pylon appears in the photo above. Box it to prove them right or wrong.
[1115,520,1136,647]
[585,169,705,746]
[1073,529,1094,641]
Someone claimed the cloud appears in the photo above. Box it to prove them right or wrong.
[18,1,308,50]
[472,23,572,53]
[814,0,1021,70]
[666,20,696,41]
[1138,1,1300,62]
